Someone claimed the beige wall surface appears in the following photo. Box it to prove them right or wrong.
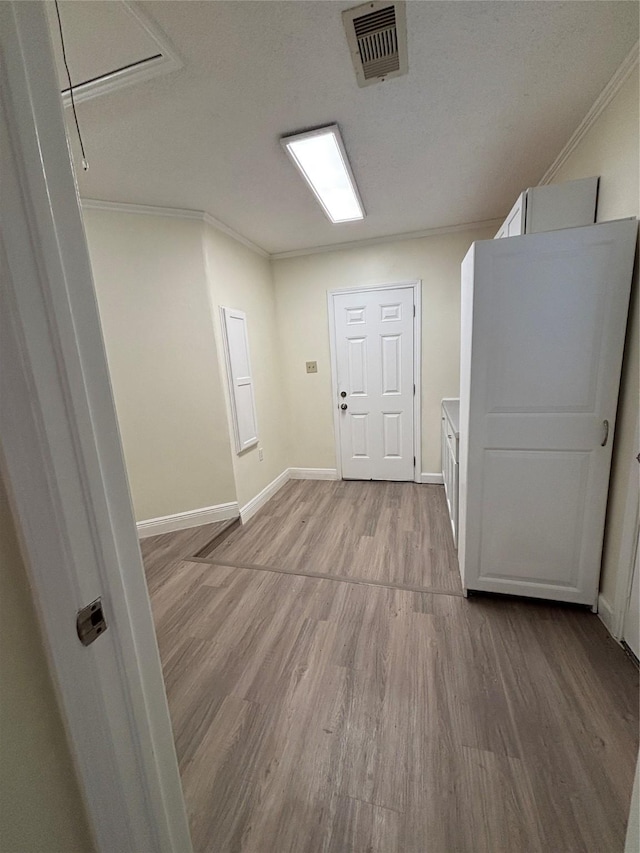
[0,471,94,853]
[84,209,236,521]
[272,227,495,474]
[204,225,289,508]
[550,70,639,608]
[553,73,639,224]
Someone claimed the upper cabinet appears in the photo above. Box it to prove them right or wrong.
[494,176,599,239]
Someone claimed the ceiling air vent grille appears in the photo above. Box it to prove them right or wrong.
[343,1,408,88]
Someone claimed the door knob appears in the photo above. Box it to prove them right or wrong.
[340,391,347,398]
[340,403,348,410]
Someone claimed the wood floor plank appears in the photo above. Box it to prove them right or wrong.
[140,519,238,592]
[190,555,465,597]
[200,480,462,593]
[140,481,639,853]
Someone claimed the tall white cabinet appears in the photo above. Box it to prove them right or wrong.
[458,220,638,607]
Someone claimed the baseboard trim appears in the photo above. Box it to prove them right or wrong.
[137,501,239,538]
[289,467,339,480]
[139,467,438,534]
[597,593,618,638]
[421,472,444,484]
[240,470,290,523]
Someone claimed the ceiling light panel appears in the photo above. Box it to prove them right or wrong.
[281,125,365,223]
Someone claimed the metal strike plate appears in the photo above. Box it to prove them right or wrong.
[76,597,107,646]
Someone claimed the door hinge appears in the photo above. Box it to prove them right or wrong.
[413,383,416,395]
[413,305,416,317]
[413,456,416,466]
[76,597,108,646]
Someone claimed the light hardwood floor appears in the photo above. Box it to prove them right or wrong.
[142,482,639,853]
[194,480,462,594]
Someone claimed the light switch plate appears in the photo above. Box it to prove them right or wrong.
[306,361,318,374]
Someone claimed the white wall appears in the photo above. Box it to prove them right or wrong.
[203,224,289,509]
[0,471,94,852]
[272,227,496,475]
[84,209,237,522]
[85,209,291,518]
[549,70,639,611]
[84,70,638,540]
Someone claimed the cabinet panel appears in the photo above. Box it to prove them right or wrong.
[494,177,598,240]
[495,193,525,239]
[441,402,459,547]
[527,177,598,234]
[506,193,525,237]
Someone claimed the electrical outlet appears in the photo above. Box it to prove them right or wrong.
[258,447,264,461]
[306,361,318,374]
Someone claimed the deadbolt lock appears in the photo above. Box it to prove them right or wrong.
[340,391,347,398]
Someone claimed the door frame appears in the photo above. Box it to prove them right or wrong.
[327,281,422,483]
[1,4,192,851]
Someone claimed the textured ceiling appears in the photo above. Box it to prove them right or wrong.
[53,1,639,255]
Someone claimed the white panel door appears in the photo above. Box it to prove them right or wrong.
[333,287,414,480]
[459,220,638,606]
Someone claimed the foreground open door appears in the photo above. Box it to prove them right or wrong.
[0,4,192,851]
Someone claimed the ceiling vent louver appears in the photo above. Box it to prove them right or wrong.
[343,1,408,88]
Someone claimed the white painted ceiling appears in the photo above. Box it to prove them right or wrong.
[47,2,161,92]
[51,1,638,255]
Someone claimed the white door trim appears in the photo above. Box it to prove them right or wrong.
[327,280,422,483]
[0,4,191,852]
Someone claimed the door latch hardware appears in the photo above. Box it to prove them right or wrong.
[340,403,348,410]
[76,598,107,647]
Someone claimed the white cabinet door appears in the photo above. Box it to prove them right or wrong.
[505,193,525,236]
[495,178,598,239]
[495,193,525,238]
[333,287,415,480]
[459,220,638,605]
[526,177,598,234]
[442,414,452,496]
[442,404,459,545]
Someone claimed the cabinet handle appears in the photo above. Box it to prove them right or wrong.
[601,419,609,447]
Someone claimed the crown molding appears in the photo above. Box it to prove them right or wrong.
[80,198,269,257]
[539,41,639,186]
[269,218,504,260]
[81,198,500,260]
[81,197,202,220]
[201,212,269,257]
